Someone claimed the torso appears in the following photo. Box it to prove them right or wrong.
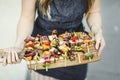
[32,0,88,36]
[32,1,88,79]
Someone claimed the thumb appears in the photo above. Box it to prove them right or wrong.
[95,38,100,50]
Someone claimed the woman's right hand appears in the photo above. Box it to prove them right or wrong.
[3,47,22,66]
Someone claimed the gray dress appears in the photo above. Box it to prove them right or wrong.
[32,0,88,80]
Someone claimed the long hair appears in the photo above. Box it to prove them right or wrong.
[40,0,52,19]
[40,0,95,19]
[85,0,95,18]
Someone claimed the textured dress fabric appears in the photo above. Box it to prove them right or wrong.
[31,0,88,80]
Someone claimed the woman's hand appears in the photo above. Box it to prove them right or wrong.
[3,47,22,66]
[94,32,105,56]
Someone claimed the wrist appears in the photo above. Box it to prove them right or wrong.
[14,41,24,49]
[90,24,102,35]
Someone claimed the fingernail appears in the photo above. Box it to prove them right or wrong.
[96,45,99,50]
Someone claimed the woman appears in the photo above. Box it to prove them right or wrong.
[3,0,105,80]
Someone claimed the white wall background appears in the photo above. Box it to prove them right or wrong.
[0,0,19,48]
[0,0,31,80]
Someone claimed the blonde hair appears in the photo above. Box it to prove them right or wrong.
[85,0,95,18]
[40,0,95,19]
[40,0,52,19]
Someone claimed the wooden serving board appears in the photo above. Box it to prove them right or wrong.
[0,49,100,71]
[0,31,101,71]
[27,53,100,70]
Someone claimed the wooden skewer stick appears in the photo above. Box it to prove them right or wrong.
[27,61,32,72]
[34,60,38,70]
[87,45,90,53]
[89,57,92,61]
[64,53,67,67]
[65,57,67,67]
[46,67,48,71]
[45,63,48,71]
[77,53,81,63]
[29,61,32,69]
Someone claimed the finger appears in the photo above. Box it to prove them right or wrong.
[98,40,105,56]
[14,51,20,63]
[7,51,12,64]
[95,39,100,50]
[11,51,16,63]
[98,44,103,56]
[3,56,7,66]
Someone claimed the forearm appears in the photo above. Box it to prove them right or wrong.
[14,0,36,49]
[86,0,103,35]
[86,12,103,35]
[14,17,34,48]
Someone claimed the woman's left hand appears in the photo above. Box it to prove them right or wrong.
[94,33,105,56]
